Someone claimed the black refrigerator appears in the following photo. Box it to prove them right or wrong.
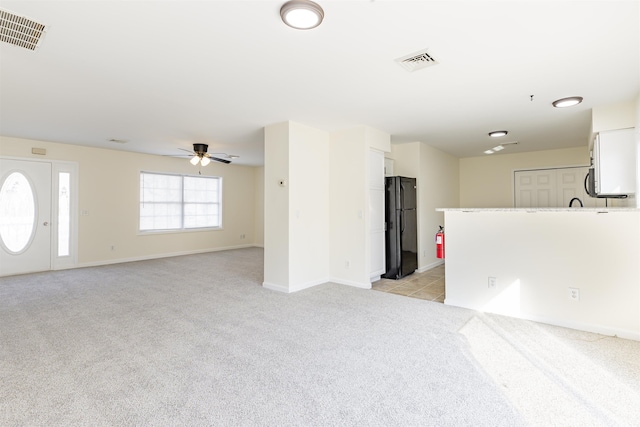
[383,176,418,279]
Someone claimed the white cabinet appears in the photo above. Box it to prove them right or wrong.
[594,128,636,196]
[384,157,394,177]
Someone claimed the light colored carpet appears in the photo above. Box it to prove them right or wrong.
[1,247,639,426]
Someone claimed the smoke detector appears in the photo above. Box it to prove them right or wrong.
[0,8,47,51]
[395,48,439,72]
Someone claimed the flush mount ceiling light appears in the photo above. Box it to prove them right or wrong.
[552,96,583,108]
[488,130,508,138]
[280,0,324,30]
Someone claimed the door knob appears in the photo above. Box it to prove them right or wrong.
[43,221,49,226]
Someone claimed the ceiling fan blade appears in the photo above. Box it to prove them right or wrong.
[178,147,195,154]
[208,156,231,164]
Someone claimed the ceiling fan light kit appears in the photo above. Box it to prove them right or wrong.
[180,143,233,166]
[280,0,324,30]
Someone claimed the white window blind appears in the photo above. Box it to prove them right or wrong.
[140,172,221,231]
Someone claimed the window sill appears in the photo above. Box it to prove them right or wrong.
[137,227,223,236]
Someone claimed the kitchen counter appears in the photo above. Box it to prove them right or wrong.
[439,208,640,341]
[437,207,640,212]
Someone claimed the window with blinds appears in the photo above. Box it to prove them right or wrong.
[139,172,221,231]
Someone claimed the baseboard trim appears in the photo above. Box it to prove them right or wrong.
[263,277,372,293]
[417,259,444,273]
[262,282,290,293]
[444,298,640,342]
[263,277,329,293]
[329,277,372,289]
[75,244,258,269]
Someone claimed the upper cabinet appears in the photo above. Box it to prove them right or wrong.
[593,128,636,196]
[384,157,394,177]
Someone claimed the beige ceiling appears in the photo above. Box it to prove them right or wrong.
[1,0,638,166]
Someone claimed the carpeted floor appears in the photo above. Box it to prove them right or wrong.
[1,247,639,426]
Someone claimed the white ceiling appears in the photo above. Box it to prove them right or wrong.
[1,0,638,166]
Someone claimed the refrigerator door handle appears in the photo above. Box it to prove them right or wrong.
[400,210,405,234]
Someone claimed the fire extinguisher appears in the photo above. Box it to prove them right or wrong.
[435,226,445,259]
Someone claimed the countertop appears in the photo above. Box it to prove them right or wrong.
[436,207,640,212]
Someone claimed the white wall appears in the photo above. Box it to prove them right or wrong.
[263,122,389,292]
[390,142,460,271]
[592,99,636,132]
[263,121,331,292]
[263,122,291,288]
[289,122,330,288]
[443,210,640,340]
[329,127,369,287]
[0,135,258,267]
[253,166,264,247]
[459,147,590,208]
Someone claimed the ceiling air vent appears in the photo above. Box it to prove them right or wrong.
[0,8,47,51]
[395,48,438,72]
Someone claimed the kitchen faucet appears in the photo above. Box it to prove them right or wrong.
[569,197,583,207]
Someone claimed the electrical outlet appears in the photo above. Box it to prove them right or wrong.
[568,287,580,301]
[110,244,115,251]
[345,260,350,269]
[488,277,497,289]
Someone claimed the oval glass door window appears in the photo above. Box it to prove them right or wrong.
[0,172,36,253]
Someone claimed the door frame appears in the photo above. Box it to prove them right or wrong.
[1,156,79,272]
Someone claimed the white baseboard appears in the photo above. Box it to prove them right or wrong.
[417,259,444,273]
[262,282,290,293]
[444,298,640,342]
[329,277,372,289]
[263,277,330,293]
[75,244,258,269]
[263,276,372,293]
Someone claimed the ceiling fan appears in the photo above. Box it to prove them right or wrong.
[178,143,235,166]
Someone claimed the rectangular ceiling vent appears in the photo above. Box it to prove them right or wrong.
[0,8,47,51]
[395,48,438,72]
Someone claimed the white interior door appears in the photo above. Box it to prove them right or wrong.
[556,167,604,207]
[515,169,556,207]
[515,167,607,208]
[0,159,52,276]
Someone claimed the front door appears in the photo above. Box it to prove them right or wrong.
[0,159,52,276]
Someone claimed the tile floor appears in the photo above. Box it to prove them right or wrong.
[372,264,445,303]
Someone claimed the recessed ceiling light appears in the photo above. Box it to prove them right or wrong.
[484,150,494,155]
[552,96,583,108]
[280,0,324,30]
[493,145,504,151]
[488,130,508,138]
